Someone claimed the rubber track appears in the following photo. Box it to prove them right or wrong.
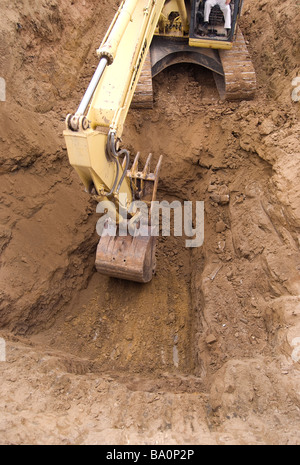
[217,28,256,100]
[131,52,153,109]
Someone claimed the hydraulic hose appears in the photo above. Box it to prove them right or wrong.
[105,131,130,196]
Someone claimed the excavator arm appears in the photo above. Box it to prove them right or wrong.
[63,0,255,283]
[63,0,166,282]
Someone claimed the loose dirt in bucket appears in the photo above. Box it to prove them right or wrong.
[0,0,300,445]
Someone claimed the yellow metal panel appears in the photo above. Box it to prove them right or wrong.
[175,0,189,32]
[161,0,179,17]
[63,129,132,200]
[189,37,233,50]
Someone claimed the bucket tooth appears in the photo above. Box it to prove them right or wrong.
[127,152,162,202]
[129,151,141,177]
[142,153,152,177]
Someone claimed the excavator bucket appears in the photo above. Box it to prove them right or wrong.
[95,153,163,283]
[95,233,156,283]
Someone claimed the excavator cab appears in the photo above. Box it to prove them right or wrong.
[148,0,255,104]
[190,0,244,47]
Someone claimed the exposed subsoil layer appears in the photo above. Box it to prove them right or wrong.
[0,0,300,444]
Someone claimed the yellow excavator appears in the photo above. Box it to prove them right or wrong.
[63,0,256,283]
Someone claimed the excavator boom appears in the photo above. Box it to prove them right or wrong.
[64,0,166,283]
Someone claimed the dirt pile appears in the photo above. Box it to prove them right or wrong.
[0,0,299,445]
[0,0,118,331]
[240,0,300,103]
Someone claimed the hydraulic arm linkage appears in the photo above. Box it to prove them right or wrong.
[63,0,166,282]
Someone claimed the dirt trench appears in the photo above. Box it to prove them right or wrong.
[0,0,300,445]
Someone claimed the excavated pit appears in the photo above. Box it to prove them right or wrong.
[0,0,300,445]
[28,65,226,376]
[36,194,197,375]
